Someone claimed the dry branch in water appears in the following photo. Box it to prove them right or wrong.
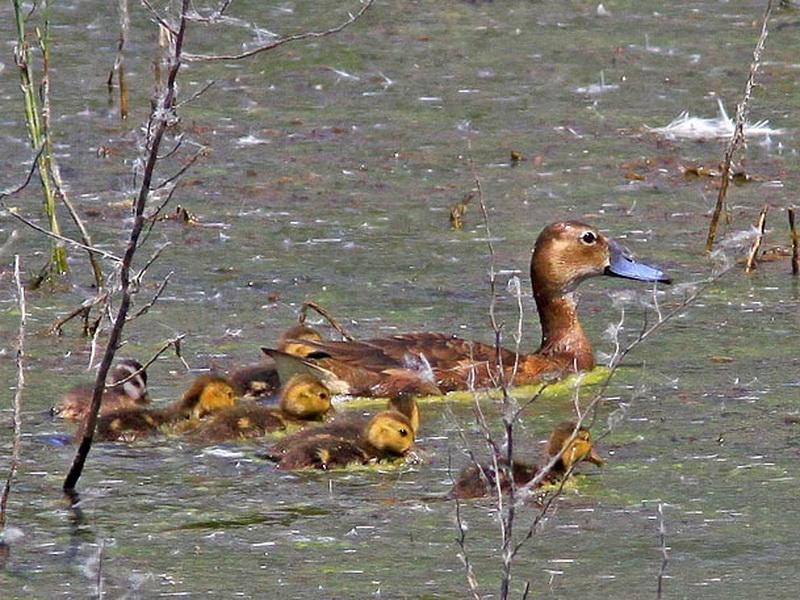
[789,207,799,276]
[62,0,194,495]
[1,257,27,531]
[745,206,769,273]
[182,0,377,62]
[706,0,773,252]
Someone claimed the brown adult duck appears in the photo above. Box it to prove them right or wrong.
[264,221,670,397]
[185,373,333,443]
[447,421,604,500]
[53,359,150,422]
[92,374,237,442]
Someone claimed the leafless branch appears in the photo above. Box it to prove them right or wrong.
[300,301,355,341]
[183,0,377,62]
[4,207,123,263]
[706,0,773,251]
[130,271,173,319]
[63,0,193,495]
[0,256,26,529]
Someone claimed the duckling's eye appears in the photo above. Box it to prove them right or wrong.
[398,428,408,437]
[580,231,597,245]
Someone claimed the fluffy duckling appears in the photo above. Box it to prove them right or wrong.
[92,374,237,442]
[184,373,333,443]
[53,359,149,422]
[447,422,604,500]
[270,410,416,470]
[230,324,324,399]
[260,395,419,462]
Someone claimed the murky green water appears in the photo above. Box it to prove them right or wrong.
[1,0,799,598]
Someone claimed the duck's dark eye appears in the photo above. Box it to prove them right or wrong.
[580,231,597,245]
[398,428,408,437]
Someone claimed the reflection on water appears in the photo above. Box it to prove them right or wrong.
[1,0,799,598]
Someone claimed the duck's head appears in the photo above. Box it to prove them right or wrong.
[278,324,324,357]
[181,374,238,419]
[109,359,149,404]
[364,410,416,456]
[531,221,670,298]
[278,372,333,420]
[547,421,605,470]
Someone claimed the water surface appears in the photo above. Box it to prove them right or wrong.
[1,0,799,598]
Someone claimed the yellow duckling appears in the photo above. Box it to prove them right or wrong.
[92,374,237,442]
[259,399,417,470]
[261,395,419,461]
[53,359,149,422]
[230,324,324,399]
[185,373,333,443]
[447,421,604,500]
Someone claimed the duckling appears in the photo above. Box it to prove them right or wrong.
[184,373,333,443]
[260,395,419,462]
[271,410,416,470]
[92,374,237,442]
[447,421,604,500]
[53,359,149,422]
[262,221,670,397]
[230,324,325,399]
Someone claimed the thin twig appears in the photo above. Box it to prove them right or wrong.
[788,207,798,276]
[183,0,377,62]
[300,301,355,341]
[656,503,669,599]
[706,0,773,252]
[47,291,110,336]
[4,207,123,262]
[0,257,26,529]
[744,205,768,273]
[130,271,173,319]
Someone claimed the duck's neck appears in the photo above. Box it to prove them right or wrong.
[534,291,595,372]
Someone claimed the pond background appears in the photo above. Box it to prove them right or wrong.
[1,0,799,598]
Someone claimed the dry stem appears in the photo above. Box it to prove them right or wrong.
[705,0,773,252]
[1,257,27,529]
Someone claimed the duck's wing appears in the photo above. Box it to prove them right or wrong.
[299,331,539,372]
[274,332,563,393]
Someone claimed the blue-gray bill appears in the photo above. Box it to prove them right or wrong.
[606,240,671,283]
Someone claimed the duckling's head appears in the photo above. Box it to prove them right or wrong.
[277,324,324,357]
[109,359,149,404]
[279,373,332,420]
[181,374,238,419]
[364,410,416,456]
[531,221,670,298]
[547,421,605,470]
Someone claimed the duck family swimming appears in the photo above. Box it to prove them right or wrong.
[264,221,670,397]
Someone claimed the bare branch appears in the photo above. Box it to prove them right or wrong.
[183,0,377,62]
[706,0,773,251]
[63,0,193,495]
[0,256,26,529]
[130,271,173,320]
[3,207,123,263]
